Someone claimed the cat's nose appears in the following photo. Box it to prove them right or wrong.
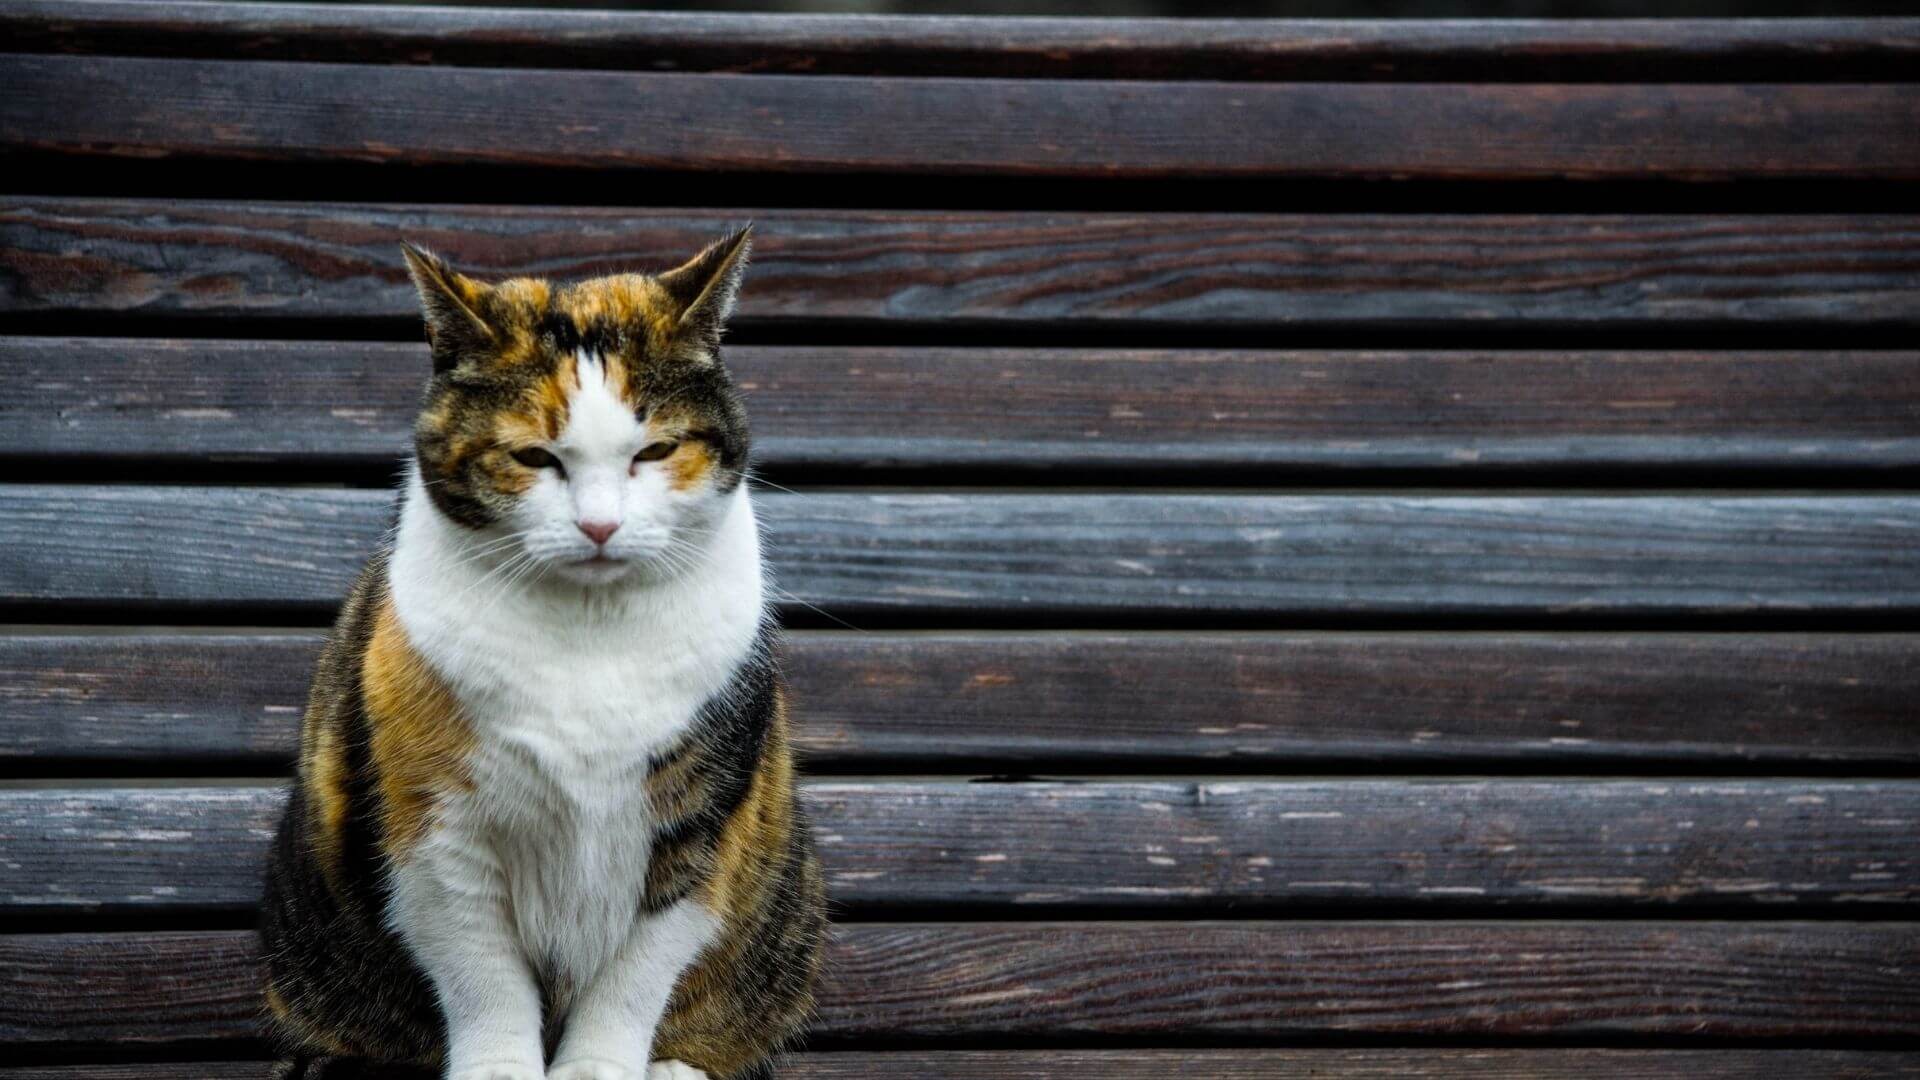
[577,519,620,546]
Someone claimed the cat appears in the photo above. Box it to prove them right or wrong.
[260,228,826,1080]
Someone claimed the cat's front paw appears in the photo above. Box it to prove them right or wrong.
[453,1065,546,1080]
[549,1059,639,1080]
[647,1063,709,1080]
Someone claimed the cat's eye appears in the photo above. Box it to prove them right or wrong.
[511,446,564,475]
[634,441,679,464]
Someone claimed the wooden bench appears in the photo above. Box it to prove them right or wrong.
[3,4,1920,1077]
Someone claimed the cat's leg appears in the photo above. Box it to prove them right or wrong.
[389,851,546,1080]
[645,1064,708,1080]
[547,900,718,1080]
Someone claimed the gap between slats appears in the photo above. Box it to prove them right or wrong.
[15,159,1920,214]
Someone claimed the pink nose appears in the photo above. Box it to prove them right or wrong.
[577,520,619,546]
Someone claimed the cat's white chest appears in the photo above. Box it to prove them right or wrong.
[448,746,644,993]
[386,478,765,992]
[445,648,709,987]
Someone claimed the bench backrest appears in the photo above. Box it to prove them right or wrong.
[1,5,1917,1073]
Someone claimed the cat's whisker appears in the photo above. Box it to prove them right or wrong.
[744,471,802,497]
[766,583,865,633]
[439,538,526,570]
[434,529,538,576]
[442,546,542,608]
[462,534,535,564]
[494,548,550,596]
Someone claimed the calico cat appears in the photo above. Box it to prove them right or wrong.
[260,228,826,1080]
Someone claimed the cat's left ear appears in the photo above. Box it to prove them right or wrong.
[657,224,752,355]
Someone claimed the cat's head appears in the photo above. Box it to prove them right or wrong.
[400,228,754,587]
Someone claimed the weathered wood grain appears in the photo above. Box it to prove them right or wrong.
[7,1050,1919,1080]
[0,633,318,767]
[5,924,1914,1044]
[8,631,1919,770]
[8,200,1920,331]
[5,781,1915,914]
[3,486,1918,618]
[5,5,1917,81]
[10,338,1920,473]
[4,56,1918,180]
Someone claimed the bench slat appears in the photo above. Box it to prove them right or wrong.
[4,487,1918,618]
[7,1050,1920,1080]
[5,782,1915,914]
[5,5,1917,81]
[8,200,1919,332]
[10,339,1920,474]
[5,57,1919,181]
[5,924,1914,1044]
[8,631,1917,769]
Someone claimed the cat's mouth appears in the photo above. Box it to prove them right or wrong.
[555,552,639,585]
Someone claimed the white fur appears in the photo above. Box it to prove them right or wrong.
[386,349,762,1080]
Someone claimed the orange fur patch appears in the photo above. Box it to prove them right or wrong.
[304,716,350,894]
[361,594,474,860]
[560,274,717,369]
[659,688,808,1077]
[492,277,552,314]
[663,441,716,492]
[566,275,661,338]
[494,409,558,458]
[530,354,581,440]
[698,686,797,925]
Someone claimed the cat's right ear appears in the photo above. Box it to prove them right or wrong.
[400,242,496,373]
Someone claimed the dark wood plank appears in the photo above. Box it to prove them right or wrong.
[0,633,318,768]
[5,924,1914,1044]
[7,1050,1919,1080]
[10,338,1920,473]
[5,781,1915,914]
[8,200,1918,332]
[5,56,1918,181]
[3,486,1918,619]
[791,632,1920,767]
[5,5,1917,81]
[9,631,1919,770]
